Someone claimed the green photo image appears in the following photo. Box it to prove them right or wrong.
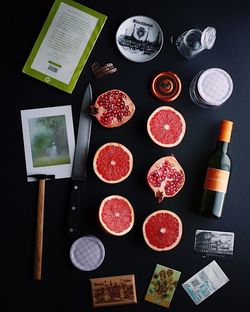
[145,264,181,308]
[29,115,70,167]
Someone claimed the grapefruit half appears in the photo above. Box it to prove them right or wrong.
[143,210,183,251]
[93,142,133,183]
[98,195,134,236]
[147,106,186,147]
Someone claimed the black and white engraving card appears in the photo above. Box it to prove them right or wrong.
[194,230,235,258]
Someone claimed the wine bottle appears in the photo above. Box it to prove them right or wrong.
[200,120,233,218]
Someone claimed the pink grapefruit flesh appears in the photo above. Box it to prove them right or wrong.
[143,210,183,251]
[93,142,133,183]
[147,106,186,147]
[99,195,134,236]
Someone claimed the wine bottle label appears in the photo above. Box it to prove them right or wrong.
[204,168,230,193]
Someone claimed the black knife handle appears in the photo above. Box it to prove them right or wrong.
[67,180,82,240]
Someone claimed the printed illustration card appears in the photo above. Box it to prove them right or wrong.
[182,260,229,305]
[21,106,75,181]
[145,264,181,308]
[90,274,137,308]
[23,0,107,93]
[194,229,235,258]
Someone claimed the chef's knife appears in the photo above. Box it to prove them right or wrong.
[67,84,92,240]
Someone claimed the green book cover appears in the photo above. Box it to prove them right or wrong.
[22,0,107,93]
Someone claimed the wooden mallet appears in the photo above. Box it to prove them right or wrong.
[29,174,55,280]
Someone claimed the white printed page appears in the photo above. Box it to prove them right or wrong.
[31,2,98,84]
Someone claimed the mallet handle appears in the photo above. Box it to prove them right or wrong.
[34,179,45,280]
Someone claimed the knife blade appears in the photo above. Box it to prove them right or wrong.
[67,84,92,240]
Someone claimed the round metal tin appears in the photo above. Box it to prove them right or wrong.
[70,236,105,271]
[197,68,233,106]
[116,15,163,63]
[151,71,182,102]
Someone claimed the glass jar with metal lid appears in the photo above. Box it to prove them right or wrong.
[189,68,233,108]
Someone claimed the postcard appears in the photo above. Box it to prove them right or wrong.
[21,105,75,181]
[90,274,137,308]
[145,264,181,308]
[182,260,229,305]
[194,229,235,258]
[22,0,107,93]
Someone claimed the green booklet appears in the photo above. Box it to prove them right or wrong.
[23,0,107,93]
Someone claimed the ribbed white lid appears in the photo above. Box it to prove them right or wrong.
[197,68,233,106]
[201,27,216,50]
[70,236,105,271]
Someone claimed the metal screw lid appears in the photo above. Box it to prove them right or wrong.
[151,71,182,102]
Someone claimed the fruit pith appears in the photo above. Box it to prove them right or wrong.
[147,106,186,147]
[99,195,134,236]
[93,142,133,183]
[143,210,183,251]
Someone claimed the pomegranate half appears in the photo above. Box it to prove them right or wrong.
[90,89,135,128]
[147,156,185,202]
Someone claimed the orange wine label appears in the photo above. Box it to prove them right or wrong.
[204,168,230,193]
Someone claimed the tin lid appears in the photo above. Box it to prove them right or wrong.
[70,236,105,271]
[201,27,216,50]
[197,68,233,106]
[151,71,182,102]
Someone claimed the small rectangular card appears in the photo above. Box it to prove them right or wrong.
[21,105,75,181]
[145,264,181,308]
[23,0,107,93]
[90,274,137,308]
[194,230,235,258]
[182,260,229,305]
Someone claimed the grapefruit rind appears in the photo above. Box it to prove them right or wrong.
[142,210,183,251]
[98,195,135,236]
[147,106,186,147]
[93,142,133,184]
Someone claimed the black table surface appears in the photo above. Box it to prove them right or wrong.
[2,0,250,311]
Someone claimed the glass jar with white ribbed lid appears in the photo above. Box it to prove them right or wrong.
[189,68,233,108]
[176,27,216,59]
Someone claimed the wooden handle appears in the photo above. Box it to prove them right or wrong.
[34,179,45,280]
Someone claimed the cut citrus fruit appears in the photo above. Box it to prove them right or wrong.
[147,106,186,147]
[93,142,133,183]
[143,210,183,251]
[98,195,134,236]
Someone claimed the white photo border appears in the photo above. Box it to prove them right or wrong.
[21,105,75,182]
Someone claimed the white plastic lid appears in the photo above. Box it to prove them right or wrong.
[201,27,216,50]
[70,236,105,271]
[197,68,233,106]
